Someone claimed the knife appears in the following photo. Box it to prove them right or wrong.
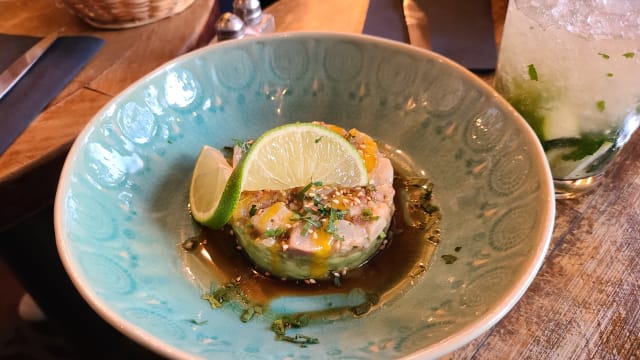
[0,33,58,100]
[403,0,431,50]
[402,0,497,72]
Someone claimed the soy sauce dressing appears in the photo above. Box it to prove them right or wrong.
[182,163,442,318]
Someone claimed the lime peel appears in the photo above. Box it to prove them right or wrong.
[189,145,234,229]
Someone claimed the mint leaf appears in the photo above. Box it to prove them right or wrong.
[543,134,610,161]
[527,64,539,81]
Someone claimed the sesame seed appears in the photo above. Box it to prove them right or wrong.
[313,232,318,239]
[332,199,340,204]
[308,278,317,284]
[235,276,242,282]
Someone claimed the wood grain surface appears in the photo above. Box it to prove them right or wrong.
[0,0,215,182]
[1,0,638,358]
[0,0,215,228]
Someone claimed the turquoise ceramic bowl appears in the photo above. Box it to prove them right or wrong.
[55,33,554,359]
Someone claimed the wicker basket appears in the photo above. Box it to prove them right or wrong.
[59,0,196,29]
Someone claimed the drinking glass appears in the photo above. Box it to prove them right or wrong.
[495,0,640,198]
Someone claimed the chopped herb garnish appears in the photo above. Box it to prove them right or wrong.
[232,138,252,152]
[249,204,258,217]
[264,227,287,238]
[293,211,321,236]
[527,64,538,81]
[598,52,610,59]
[454,246,462,252]
[187,319,208,326]
[297,181,323,202]
[201,282,250,310]
[623,52,635,58]
[326,207,347,236]
[606,73,614,77]
[271,317,318,347]
[441,254,458,264]
[361,208,379,221]
[314,136,324,143]
[240,307,255,322]
[596,100,606,112]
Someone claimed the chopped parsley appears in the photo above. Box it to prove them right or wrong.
[606,73,614,77]
[249,204,258,217]
[297,181,323,202]
[596,100,606,112]
[232,138,252,152]
[361,208,379,221]
[271,316,318,347]
[598,52,610,59]
[623,52,635,58]
[325,207,347,239]
[264,227,287,238]
[201,282,250,309]
[527,64,538,81]
[314,136,324,143]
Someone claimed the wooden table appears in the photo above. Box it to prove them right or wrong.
[1,0,638,358]
[267,1,640,359]
[0,0,217,229]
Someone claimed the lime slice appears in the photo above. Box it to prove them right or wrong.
[238,122,368,191]
[189,145,234,229]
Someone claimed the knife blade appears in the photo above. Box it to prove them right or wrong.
[403,0,431,50]
[0,33,58,100]
[402,0,497,72]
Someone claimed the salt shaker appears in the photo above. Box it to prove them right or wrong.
[213,12,246,43]
[233,0,275,36]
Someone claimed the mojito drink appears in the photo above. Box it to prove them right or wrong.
[495,0,640,196]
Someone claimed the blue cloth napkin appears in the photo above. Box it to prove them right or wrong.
[0,34,104,155]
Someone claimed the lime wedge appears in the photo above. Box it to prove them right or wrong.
[238,122,368,191]
[189,145,235,229]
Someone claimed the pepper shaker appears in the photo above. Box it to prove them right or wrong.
[213,12,246,43]
[233,0,275,36]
